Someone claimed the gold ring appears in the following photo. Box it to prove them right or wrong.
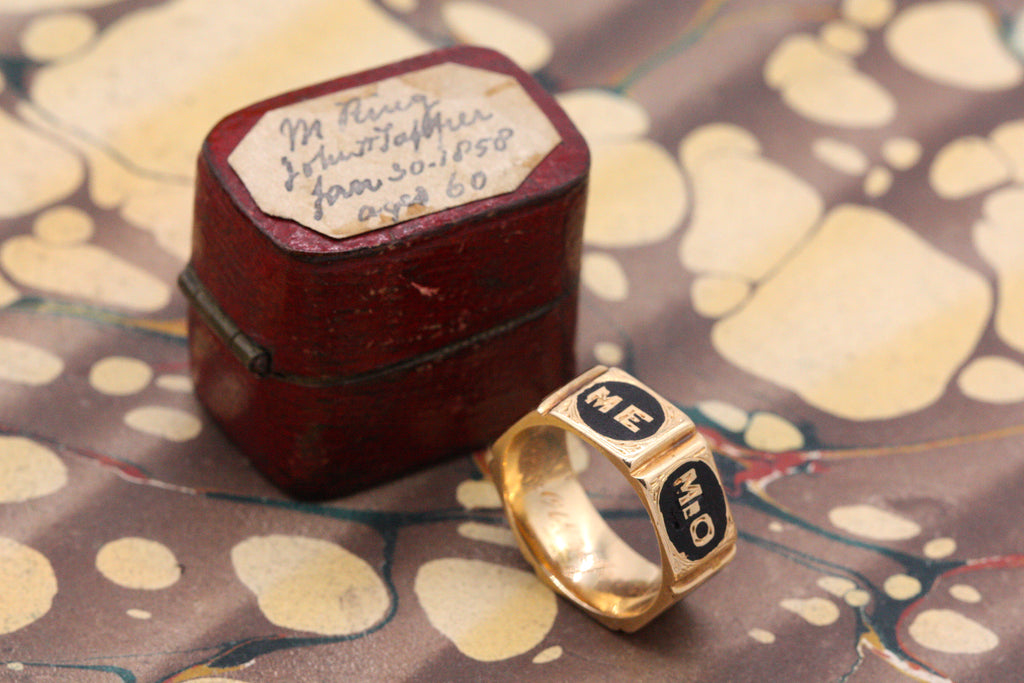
[485,366,737,632]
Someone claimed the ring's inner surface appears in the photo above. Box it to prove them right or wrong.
[504,426,661,618]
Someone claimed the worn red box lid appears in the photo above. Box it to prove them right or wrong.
[181,46,589,499]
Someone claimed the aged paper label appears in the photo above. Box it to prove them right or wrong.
[228,62,561,239]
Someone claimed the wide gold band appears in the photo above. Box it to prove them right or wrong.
[485,366,737,632]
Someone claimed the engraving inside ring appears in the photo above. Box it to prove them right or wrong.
[502,425,662,617]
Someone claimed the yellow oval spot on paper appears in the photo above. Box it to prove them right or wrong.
[845,589,870,607]
[817,575,857,598]
[982,168,1024,220]
[124,406,201,441]
[691,275,750,318]
[96,537,180,590]
[948,583,982,605]
[765,34,895,128]
[697,400,749,433]
[556,89,650,143]
[780,597,840,626]
[841,0,894,28]
[923,537,957,559]
[0,436,67,503]
[0,110,83,220]
[232,535,389,636]
[442,1,552,73]
[455,479,501,510]
[821,575,871,605]
[749,627,776,644]
[680,122,761,171]
[950,584,982,603]
[829,504,921,540]
[886,1,1023,91]
[89,356,153,396]
[0,537,57,635]
[745,412,804,452]
[592,341,624,366]
[908,609,998,654]
[882,136,922,170]
[33,205,93,245]
[415,558,557,661]
[582,252,629,301]
[585,139,686,247]
[958,356,1024,403]
[884,573,921,600]
[1,235,171,312]
[126,608,152,619]
[764,34,833,89]
[820,21,868,55]
[680,135,822,280]
[991,119,1024,183]
[533,645,563,663]
[813,137,869,175]
[21,11,97,62]
[156,374,192,393]
[0,337,63,386]
[976,187,1024,353]
[782,60,894,128]
[930,136,1010,199]
[863,165,893,197]
[0,275,17,308]
[711,204,991,420]
[457,522,516,548]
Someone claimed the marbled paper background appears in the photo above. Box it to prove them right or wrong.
[1,0,1023,681]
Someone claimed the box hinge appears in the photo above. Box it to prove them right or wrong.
[180,264,568,387]
[178,265,271,376]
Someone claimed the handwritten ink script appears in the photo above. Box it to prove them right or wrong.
[228,62,562,239]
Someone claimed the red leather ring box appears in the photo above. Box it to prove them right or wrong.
[181,46,588,499]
